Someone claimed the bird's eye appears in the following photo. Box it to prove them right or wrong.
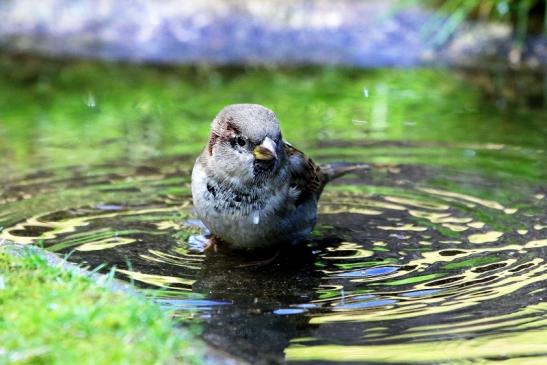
[236,137,246,147]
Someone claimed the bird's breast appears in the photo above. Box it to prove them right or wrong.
[191,162,313,249]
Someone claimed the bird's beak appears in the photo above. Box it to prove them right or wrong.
[253,137,277,161]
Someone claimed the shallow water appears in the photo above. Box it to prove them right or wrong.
[1,57,546,364]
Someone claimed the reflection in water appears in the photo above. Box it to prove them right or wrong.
[1,59,546,364]
[1,145,546,364]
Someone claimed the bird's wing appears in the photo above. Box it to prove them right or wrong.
[284,142,326,201]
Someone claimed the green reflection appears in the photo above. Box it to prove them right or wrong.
[1,56,545,176]
[0,55,546,365]
[443,255,500,270]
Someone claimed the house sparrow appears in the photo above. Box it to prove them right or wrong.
[191,103,367,251]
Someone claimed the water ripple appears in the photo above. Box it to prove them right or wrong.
[0,148,546,364]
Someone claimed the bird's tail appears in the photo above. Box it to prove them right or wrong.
[320,162,370,184]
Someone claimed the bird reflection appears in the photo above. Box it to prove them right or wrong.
[192,244,325,365]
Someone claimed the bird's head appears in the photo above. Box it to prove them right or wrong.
[206,104,286,183]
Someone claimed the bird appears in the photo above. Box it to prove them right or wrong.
[191,103,368,251]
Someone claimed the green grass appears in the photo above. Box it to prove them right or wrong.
[0,248,203,365]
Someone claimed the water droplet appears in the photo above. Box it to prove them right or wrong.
[496,2,509,16]
[464,149,476,158]
[87,93,96,108]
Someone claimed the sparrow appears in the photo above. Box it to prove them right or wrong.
[191,103,367,251]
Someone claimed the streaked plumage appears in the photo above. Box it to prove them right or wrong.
[191,103,366,250]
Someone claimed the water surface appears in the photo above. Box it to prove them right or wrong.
[1,57,546,364]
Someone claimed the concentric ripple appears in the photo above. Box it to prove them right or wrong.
[1,144,546,364]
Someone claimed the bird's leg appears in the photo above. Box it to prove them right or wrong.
[204,235,223,254]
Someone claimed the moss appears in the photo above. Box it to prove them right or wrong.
[0,248,203,365]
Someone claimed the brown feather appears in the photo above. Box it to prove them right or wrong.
[284,142,326,201]
[208,116,239,155]
[207,133,219,155]
[284,142,370,203]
